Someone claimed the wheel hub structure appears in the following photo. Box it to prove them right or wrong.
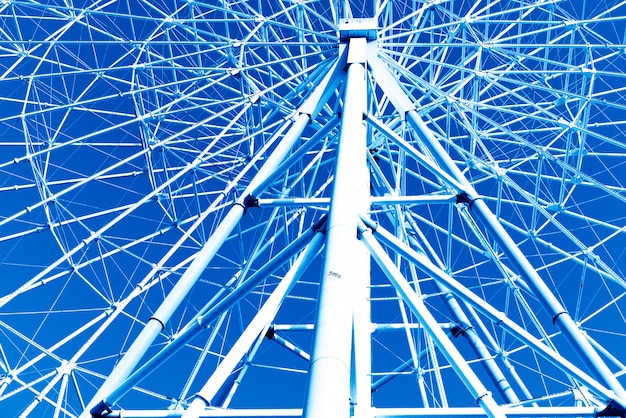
[1,1,626,418]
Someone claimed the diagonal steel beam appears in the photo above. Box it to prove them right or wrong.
[86,48,349,418]
[367,46,626,403]
[360,215,626,411]
[358,220,505,418]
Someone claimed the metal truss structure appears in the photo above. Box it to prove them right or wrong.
[1,1,626,417]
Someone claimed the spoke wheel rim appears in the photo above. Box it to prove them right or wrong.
[1,1,625,417]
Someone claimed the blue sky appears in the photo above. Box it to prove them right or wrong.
[1,1,626,416]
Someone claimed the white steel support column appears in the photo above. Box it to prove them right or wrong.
[352,176,373,415]
[303,37,369,418]
[351,243,372,418]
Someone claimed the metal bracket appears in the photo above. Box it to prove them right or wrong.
[338,18,377,41]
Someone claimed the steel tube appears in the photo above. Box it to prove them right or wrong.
[367,49,625,401]
[183,231,325,417]
[103,406,599,417]
[364,217,626,410]
[267,330,311,362]
[405,109,626,400]
[358,223,504,418]
[303,37,369,418]
[92,217,325,414]
[403,212,520,403]
[87,51,346,416]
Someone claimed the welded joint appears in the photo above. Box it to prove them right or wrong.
[475,391,493,405]
[58,360,73,376]
[265,325,276,340]
[450,323,473,338]
[89,400,112,418]
[311,214,329,234]
[296,111,313,124]
[148,316,165,331]
[552,310,568,325]
[493,312,507,327]
[197,316,209,329]
[456,191,481,210]
[232,194,260,215]
[358,214,378,234]
[243,194,259,211]
[193,393,212,408]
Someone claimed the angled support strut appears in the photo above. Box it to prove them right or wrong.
[86,49,348,417]
[367,48,626,402]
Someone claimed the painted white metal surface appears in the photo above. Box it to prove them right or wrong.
[2,4,626,418]
[303,37,369,418]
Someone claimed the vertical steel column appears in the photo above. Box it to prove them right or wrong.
[351,251,372,418]
[303,37,369,418]
[351,107,372,418]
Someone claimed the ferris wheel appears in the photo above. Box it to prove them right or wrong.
[1,1,626,417]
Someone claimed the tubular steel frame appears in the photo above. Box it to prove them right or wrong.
[1,2,626,418]
[86,35,626,418]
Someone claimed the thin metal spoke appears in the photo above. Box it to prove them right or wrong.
[2,1,626,417]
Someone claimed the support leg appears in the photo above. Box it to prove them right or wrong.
[303,37,369,418]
